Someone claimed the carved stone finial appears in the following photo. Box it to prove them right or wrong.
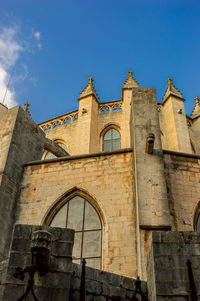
[88,75,93,84]
[23,101,31,116]
[127,70,133,77]
[162,77,184,103]
[191,96,200,119]
[167,77,173,86]
[79,75,99,101]
[31,230,52,250]
[123,70,139,88]
[24,101,30,112]
[194,96,200,104]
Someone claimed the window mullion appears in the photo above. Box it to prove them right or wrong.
[80,199,86,259]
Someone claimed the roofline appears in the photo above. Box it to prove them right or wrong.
[24,148,133,166]
[163,149,200,159]
[38,109,78,125]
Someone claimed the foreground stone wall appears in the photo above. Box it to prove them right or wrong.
[17,150,137,278]
[0,106,46,261]
[164,151,200,231]
[0,224,74,301]
[70,263,147,301]
[147,231,200,300]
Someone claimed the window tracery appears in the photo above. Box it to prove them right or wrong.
[50,196,102,269]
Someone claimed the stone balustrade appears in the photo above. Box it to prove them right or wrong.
[39,110,78,132]
[99,99,122,114]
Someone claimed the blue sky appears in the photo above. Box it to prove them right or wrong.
[0,0,199,123]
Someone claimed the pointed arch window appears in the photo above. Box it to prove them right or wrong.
[50,196,102,269]
[103,128,121,151]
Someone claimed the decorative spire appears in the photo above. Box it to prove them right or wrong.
[191,96,200,119]
[79,76,99,101]
[162,77,184,103]
[123,70,139,88]
[23,101,31,116]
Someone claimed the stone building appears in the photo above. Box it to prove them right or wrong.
[0,71,200,300]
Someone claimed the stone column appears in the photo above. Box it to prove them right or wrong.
[0,224,74,301]
[130,88,171,278]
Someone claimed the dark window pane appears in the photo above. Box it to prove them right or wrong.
[112,129,120,139]
[112,139,121,150]
[85,258,101,269]
[103,140,112,152]
[57,143,67,152]
[67,196,84,231]
[197,215,200,231]
[84,202,101,230]
[73,232,82,259]
[51,203,67,228]
[104,130,112,140]
[82,230,101,258]
[72,259,81,265]
[45,152,56,159]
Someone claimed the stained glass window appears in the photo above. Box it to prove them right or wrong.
[50,196,102,269]
[103,129,121,151]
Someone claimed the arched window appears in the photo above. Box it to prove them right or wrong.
[50,196,102,269]
[103,128,121,151]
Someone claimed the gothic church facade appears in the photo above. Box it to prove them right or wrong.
[0,70,200,285]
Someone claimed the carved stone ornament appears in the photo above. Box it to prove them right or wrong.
[31,230,52,250]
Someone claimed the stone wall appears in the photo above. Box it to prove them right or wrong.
[0,106,46,261]
[70,263,147,301]
[16,149,138,278]
[147,231,200,300]
[164,151,200,231]
[159,96,192,153]
[40,104,124,156]
[0,224,74,301]
[0,224,148,301]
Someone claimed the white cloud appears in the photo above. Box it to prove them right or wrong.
[0,26,23,69]
[33,31,41,49]
[34,31,40,40]
[0,66,17,108]
[0,26,42,108]
[0,26,23,108]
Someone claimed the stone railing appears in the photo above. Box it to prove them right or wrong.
[99,99,122,114]
[39,110,78,132]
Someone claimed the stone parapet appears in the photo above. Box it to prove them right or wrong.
[70,263,147,300]
[0,224,74,301]
[147,231,200,300]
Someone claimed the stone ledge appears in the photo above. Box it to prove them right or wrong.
[24,148,133,166]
